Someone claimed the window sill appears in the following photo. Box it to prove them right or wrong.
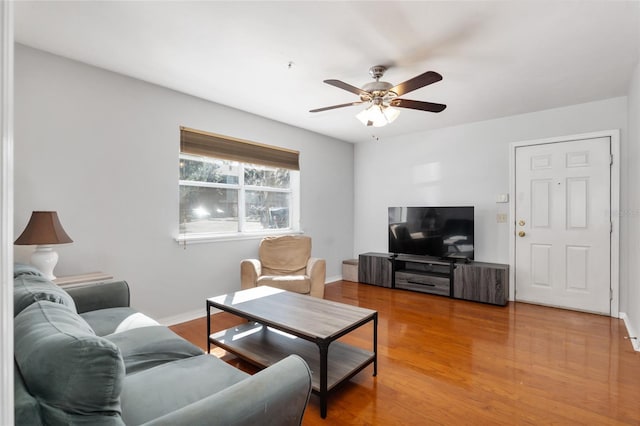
[175,229,303,245]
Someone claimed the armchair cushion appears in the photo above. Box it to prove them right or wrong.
[257,275,311,294]
[259,235,311,276]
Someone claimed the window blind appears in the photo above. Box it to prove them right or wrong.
[180,126,300,171]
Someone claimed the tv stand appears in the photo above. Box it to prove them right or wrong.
[358,252,509,306]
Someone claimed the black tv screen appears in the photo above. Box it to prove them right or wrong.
[388,206,474,260]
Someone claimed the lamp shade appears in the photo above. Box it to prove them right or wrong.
[14,211,73,245]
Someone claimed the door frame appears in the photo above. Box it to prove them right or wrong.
[508,130,620,317]
[1,0,13,423]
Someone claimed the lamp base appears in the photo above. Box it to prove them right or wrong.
[30,245,59,280]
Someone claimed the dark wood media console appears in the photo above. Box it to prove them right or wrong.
[358,252,509,306]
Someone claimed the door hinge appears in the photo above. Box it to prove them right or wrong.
[610,288,613,301]
[610,154,613,165]
[610,222,613,234]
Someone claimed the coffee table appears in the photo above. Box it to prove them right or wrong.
[206,286,378,418]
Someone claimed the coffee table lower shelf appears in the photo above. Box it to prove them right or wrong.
[209,322,375,393]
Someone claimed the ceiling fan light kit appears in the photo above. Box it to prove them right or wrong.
[310,65,447,129]
[356,104,400,127]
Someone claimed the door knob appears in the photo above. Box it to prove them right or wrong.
[518,231,526,237]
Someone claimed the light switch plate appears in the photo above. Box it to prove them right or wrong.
[496,193,509,203]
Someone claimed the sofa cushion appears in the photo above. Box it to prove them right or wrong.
[14,273,77,317]
[65,280,130,314]
[257,275,311,294]
[14,301,125,426]
[14,361,43,426]
[81,307,159,336]
[120,354,249,425]
[14,262,44,278]
[105,326,204,374]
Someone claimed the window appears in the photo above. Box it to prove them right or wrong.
[178,127,300,241]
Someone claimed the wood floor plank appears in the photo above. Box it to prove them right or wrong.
[170,281,640,425]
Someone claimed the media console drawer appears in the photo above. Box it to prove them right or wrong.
[395,271,450,296]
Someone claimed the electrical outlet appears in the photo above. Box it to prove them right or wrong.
[496,213,508,223]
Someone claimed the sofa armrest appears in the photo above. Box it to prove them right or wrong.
[140,355,312,426]
[240,259,261,290]
[64,281,130,313]
[307,257,326,298]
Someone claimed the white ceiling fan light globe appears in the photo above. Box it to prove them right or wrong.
[383,106,400,124]
[371,106,389,127]
[356,105,375,126]
[355,104,400,127]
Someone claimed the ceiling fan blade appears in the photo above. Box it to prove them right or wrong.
[390,71,443,97]
[309,101,365,113]
[391,98,447,113]
[324,79,370,97]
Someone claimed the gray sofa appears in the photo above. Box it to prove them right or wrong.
[13,265,312,425]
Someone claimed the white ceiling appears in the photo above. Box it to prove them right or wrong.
[14,1,640,144]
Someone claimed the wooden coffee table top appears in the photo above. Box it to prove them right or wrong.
[207,286,376,340]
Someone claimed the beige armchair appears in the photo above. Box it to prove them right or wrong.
[241,235,326,298]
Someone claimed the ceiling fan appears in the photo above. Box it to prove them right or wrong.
[310,65,447,127]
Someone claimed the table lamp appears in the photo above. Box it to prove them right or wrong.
[14,211,73,280]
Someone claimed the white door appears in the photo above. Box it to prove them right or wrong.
[514,137,611,314]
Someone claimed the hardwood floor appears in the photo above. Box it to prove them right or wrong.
[170,281,640,425]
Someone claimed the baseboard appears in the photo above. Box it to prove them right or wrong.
[161,277,344,326]
[158,308,207,326]
[619,312,640,351]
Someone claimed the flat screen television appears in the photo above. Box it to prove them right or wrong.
[388,206,474,260]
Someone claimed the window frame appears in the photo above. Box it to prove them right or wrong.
[176,153,301,244]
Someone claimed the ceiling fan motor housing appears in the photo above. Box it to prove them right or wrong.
[362,66,397,103]
[361,80,396,103]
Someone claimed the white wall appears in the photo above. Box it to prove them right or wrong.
[14,44,354,321]
[625,59,640,347]
[354,97,629,300]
